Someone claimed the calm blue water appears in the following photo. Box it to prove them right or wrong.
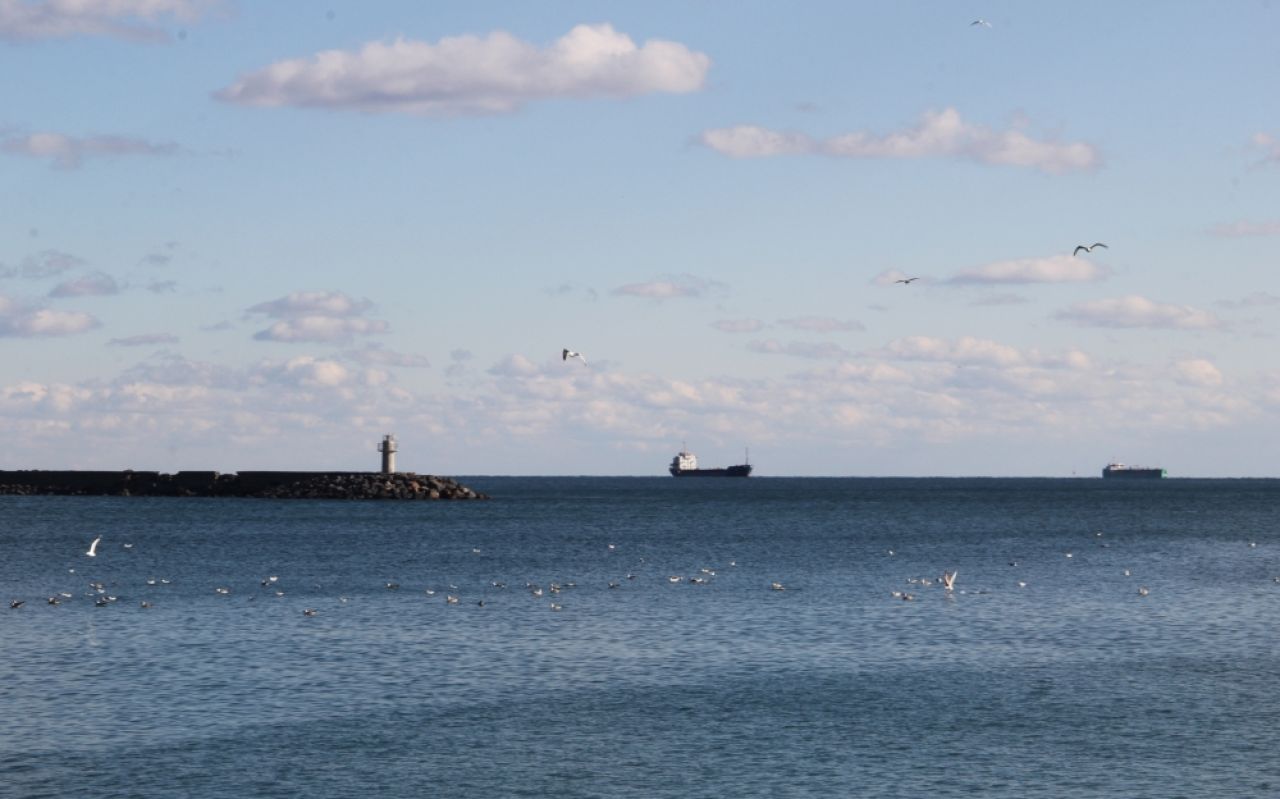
[2,477,1278,798]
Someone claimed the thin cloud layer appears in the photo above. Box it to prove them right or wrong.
[0,0,214,41]
[215,23,710,116]
[712,318,766,333]
[0,294,98,337]
[949,255,1108,284]
[613,274,725,301]
[700,108,1099,174]
[1,249,84,279]
[108,333,180,347]
[777,316,865,333]
[1057,296,1222,330]
[1251,132,1280,164]
[1,132,178,169]
[747,339,850,360]
[1210,219,1280,237]
[49,272,119,297]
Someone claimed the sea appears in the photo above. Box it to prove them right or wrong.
[1,477,1278,798]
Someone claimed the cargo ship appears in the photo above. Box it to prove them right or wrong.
[669,447,752,477]
[1102,463,1166,479]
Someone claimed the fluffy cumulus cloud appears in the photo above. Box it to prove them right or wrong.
[215,23,710,115]
[246,290,388,343]
[0,293,98,337]
[700,108,1099,174]
[1,132,178,168]
[613,274,725,301]
[0,0,215,41]
[948,255,1108,284]
[885,336,1024,367]
[1056,296,1222,330]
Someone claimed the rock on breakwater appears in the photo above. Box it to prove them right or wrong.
[0,470,489,500]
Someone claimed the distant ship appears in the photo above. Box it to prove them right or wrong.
[669,447,752,477]
[1102,463,1166,479]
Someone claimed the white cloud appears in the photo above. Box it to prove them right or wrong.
[49,272,119,297]
[1173,359,1223,387]
[0,0,215,41]
[247,290,372,319]
[1056,296,1223,330]
[252,317,389,343]
[777,316,865,333]
[215,23,710,115]
[246,290,388,342]
[613,274,725,300]
[0,294,98,337]
[949,255,1108,284]
[712,318,766,333]
[886,336,1024,367]
[253,356,350,389]
[1,132,178,168]
[700,108,1099,174]
[487,354,540,377]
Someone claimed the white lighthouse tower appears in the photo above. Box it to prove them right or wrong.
[377,434,398,474]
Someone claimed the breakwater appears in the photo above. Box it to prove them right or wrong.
[0,470,488,500]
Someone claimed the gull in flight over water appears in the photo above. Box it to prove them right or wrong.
[971,19,992,27]
[942,571,958,591]
[1073,242,1108,256]
[86,536,101,557]
[894,277,919,285]
[562,349,587,364]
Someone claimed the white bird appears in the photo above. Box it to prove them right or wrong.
[942,570,958,591]
[770,581,786,591]
[1073,242,1108,256]
[85,536,101,557]
[1137,586,1150,597]
[562,349,587,364]
[971,19,992,27]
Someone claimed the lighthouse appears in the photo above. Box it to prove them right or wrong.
[377,434,397,474]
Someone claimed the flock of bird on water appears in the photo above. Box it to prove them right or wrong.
[12,521,1245,616]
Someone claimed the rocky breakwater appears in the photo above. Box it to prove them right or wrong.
[0,470,488,500]
[254,472,487,500]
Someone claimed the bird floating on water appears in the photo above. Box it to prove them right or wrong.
[86,536,101,557]
[562,349,586,364]
[1073,242,1108,256]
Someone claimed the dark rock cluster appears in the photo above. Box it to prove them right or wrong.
[254,472,488,500]
[0,470,488,500]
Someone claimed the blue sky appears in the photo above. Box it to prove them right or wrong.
[2,1,1278,476]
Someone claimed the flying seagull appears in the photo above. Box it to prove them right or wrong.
[1073,242,1108,256]
[85,536,101,558]
[562,349,587,364]
[894,277,919,285]
[971,19,992,27]
[942,570,958,591]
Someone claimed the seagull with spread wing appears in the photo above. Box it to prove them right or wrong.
[562,349,587,364]
[1073,242,1108,256]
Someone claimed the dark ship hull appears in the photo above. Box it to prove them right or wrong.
[1102,464,1165,479]
[669,464,752,477]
